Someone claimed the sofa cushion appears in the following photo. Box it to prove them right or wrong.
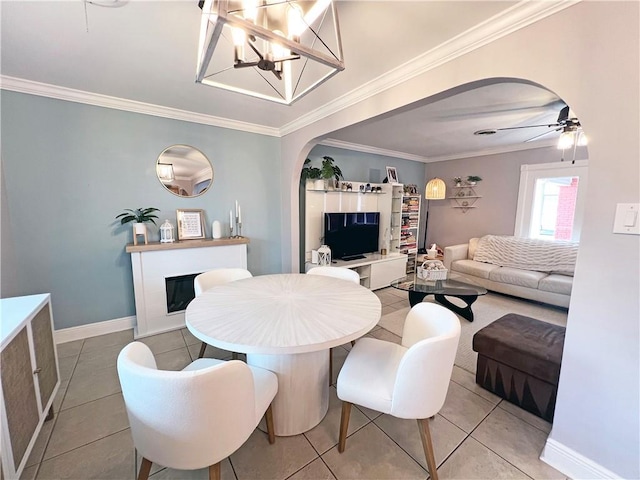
[488,267,548,289]
[538,274,573,295]
[451,259,499,279]
[473,235,578,275]
[468,237,480,259]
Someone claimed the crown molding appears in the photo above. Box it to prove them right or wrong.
[320,137,560,164]
[280,0,580,136]
[0,75,280,137]
[319,139,431,163]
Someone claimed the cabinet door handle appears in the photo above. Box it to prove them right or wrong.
[33,367,42,374]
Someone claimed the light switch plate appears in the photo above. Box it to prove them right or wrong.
[613,203,640,234]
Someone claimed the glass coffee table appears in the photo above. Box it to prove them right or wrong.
[390,273,487,322]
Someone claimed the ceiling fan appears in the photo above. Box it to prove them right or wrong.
[474,105,586,147]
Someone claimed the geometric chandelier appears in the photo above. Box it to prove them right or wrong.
[196,0,344,105]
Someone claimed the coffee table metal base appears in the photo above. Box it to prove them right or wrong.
[408,291,478,322]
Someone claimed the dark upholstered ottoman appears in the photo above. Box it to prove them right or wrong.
[473,314,565,422]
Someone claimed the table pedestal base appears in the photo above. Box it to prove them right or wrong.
[247,350,329,436]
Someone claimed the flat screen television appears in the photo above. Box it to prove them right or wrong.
[323,212,380,261]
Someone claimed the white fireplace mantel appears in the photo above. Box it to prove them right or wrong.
[125,238,249,338]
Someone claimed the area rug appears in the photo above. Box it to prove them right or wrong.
[377,292,568,374]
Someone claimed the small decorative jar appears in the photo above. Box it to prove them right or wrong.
[318,244,332,266]
[160,220,175,243]
[211,220,222,239]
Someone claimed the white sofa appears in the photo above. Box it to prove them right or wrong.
[443,235,577,308]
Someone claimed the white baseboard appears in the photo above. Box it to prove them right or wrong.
[541,438,620,479]
[54,316,136,344]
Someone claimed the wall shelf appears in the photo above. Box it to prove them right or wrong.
[450,185,482,213]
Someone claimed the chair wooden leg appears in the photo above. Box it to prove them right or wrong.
[137,457,152,480]
[417,418,439,480]
[329,348,333,386]
[209,462,221,480]
[198,342,207,359]
[265,404,276,444]
[338,402,352,453]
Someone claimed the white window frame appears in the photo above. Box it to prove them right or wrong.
[514,160,588,242]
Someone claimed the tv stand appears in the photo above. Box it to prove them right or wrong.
[330,253,408,290]
[341,254,366,261]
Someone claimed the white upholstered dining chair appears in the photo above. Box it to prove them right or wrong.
[193,268,253,358]
[117,341,277,480]
[307,266,361,384]
[336,303,460,480]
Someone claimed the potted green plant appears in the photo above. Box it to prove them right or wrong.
[116,207,160,243]
[300,158,323,189]
[466,175,482,186]
[320,156,343,190]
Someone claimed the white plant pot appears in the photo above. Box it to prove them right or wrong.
[323,178,335,191]
[313,179,325,190]
[133,222,147,235]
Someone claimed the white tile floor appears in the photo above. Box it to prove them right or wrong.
[22,288,567,480]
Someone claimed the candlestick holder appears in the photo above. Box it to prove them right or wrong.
[237,222,243,238]
[229,222,234,238]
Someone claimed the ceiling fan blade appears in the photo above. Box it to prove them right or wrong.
[524,127,563,142]
[495,123,560,131]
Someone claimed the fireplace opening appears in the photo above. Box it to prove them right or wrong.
[165,273,202,314]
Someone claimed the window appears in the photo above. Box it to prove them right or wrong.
[514,161,588,242]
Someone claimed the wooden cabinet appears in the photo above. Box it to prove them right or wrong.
[1,294,59,480]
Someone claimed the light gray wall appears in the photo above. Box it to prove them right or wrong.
[424,146,588,248]
[1,91,282,330]
[279,3,639,477]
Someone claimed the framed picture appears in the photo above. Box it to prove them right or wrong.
[176,209,205,240]
[386,166,399,184]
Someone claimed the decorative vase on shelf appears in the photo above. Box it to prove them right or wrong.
[211,220,222,239]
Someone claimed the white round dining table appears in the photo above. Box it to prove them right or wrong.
[185,273,381,436]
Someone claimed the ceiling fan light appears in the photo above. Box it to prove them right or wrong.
[557,130,575,150]
[577,130,588,147]
[425,178,446,200]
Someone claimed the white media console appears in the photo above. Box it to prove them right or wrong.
[304,181,408,289]
[332,253,407,290]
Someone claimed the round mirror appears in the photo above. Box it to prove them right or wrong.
[156,145,213,197]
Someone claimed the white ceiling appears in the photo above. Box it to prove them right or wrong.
[0,1,575,161]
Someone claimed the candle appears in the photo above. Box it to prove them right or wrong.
[238,205,242,224]
[235,200,239,219]
[229,209,233,227]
